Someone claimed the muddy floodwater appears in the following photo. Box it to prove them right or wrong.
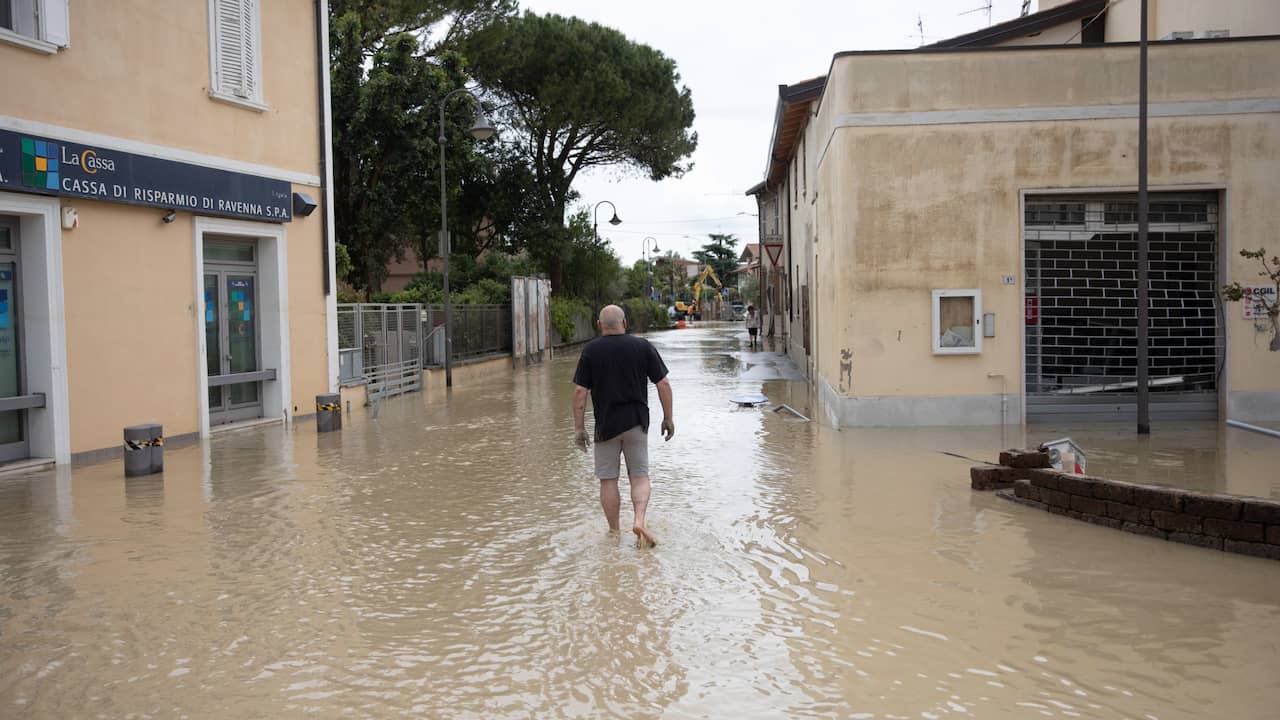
[2,324,1279,718]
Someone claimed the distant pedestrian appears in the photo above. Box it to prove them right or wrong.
[572,305,674,548]
[745,305,761,348]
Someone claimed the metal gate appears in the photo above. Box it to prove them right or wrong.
[1024,194,1222,422]
[337,304,421,400]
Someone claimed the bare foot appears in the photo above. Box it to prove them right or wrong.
[633,525,658,548]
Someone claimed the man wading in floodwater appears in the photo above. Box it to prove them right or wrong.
[573,305,674,548]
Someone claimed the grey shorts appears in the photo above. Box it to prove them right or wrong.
[594,426,649,480]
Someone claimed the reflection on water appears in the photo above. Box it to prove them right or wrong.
[1,324,1278,718]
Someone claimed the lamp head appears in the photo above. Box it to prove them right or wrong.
[608,212,621,226]
[652,242,660,253]
[468,112,497,141]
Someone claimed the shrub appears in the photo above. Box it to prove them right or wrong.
[622,298,671,333]
[551,296,591,343]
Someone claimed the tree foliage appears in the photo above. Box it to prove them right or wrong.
[329,0,514,291]
[465,12,698,289]
[692,233,739,285]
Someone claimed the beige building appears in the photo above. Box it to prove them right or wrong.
[750,0,1280,426]
[0,1,337,464]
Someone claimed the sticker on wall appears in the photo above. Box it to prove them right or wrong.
[0,271,10,281]
[0,289,8,301]
[205,308,215,323]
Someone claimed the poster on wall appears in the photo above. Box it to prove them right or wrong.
[1242,285,1276,319]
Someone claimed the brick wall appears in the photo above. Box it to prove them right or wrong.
[1005,469,1280,561]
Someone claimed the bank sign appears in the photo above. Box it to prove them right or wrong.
[0,129,292,223]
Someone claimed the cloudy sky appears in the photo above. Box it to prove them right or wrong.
[519,0,1039,266]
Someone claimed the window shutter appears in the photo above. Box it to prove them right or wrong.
[212,0,258,100]
[238,0,258,98]
[39,0,70,47]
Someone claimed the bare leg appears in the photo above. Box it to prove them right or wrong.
[600,479,621,532]
[629,476,657,547]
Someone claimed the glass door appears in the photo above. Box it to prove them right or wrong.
[224,275,259,411]
[204,239,262,425]
[0,220,27,462]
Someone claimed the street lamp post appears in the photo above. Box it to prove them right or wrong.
[591,200,621,315]
[1136,0,1151,434]
[439,88,497,389]
[642,237,660,301]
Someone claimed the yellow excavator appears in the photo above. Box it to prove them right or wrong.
[688,265,723,321]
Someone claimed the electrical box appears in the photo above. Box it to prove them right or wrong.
[983,312,996,337]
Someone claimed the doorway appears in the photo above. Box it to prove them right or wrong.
[0,217,28,461]
[204,238,263,425]
[1023,194,1221,422]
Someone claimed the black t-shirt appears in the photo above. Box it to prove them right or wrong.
[572,334,669,442]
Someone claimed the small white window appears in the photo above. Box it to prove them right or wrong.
[0,0,70,52]
[209,0,265,110]
[932,289,982,355]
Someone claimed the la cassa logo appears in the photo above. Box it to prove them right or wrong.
[61,146,116,174]
[20,137,59,191]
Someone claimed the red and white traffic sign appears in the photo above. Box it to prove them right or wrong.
[764,242,783,266]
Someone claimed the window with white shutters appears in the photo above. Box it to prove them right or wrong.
[0,0,70,52]
[209,0,264,108]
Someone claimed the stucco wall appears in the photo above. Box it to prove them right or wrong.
[813,39,1280,422]
[1,0,330,454]
[0,0,322,178]
[60,195,328,454]
[1104,0,1280,42]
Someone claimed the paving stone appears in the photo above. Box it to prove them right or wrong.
[1092,480,1136,504]
[1169,532,1223,551]
[971,466,1020,491]
[1070,495,1107,516]
[1080,513,1122,530]
[1242,498,1280,525]
[1026,469,1065,491]
[1013,480,1041,502]
[997,489,1048,512]
[1057,475,1102,497]
[1105,501,1151,525]
[1151,511,1202,534]
[1042,488,1072,509]
[1131,485,1183,512]
[1223,540,1280,561]
[1182,493,1242,521]
[999,449,1051,469]
[1121,522,1167,540]
[1202,518,1265,543]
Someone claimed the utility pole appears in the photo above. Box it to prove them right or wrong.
[1136,0,1151,434]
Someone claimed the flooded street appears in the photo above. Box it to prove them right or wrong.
[2,324,1279,718]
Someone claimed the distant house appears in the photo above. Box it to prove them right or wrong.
[747,0,1280,427]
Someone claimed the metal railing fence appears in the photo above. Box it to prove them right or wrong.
[421,304,513,366]
[339,303,514,382]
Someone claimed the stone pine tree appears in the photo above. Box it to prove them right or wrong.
[692,233,739,285]
[465,12,698,292]
[329,0,514,293]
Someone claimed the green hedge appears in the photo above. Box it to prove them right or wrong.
[551,296,592,343]
[621,298,671,333]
